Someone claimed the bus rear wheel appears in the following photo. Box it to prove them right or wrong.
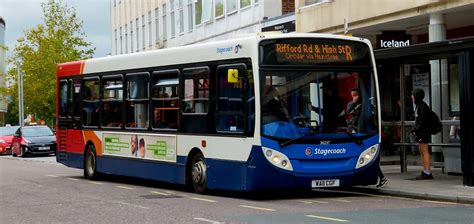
[190,153,207,194]
[84,144,99,180]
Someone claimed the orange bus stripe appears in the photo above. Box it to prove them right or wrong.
[83,130,102,156]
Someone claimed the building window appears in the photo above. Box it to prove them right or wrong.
[170,0,175,38]
[155,8,160,44]
[182,67,210,114]
[226,0,237,14]
[187,0,193,32]
[241,0,251,8]
[142,15,145,50]
[136,18,139,51]
[195,0,202,25]
[148,11,152,47]
[119,27,123,54]
[163,4,167,41]
[178,0,184,34]
[125,24,128,54]
[152,71,179,130]
[126,73,149,129]
[114,29,118,55]
[215,0,224,18]
[130,21,134,52]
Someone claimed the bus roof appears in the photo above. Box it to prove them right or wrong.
[56,33,370,77]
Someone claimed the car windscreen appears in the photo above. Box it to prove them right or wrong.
[0,126,20,136]
[22,127,54,137]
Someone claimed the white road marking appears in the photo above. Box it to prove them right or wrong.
[67,178,80,181]
[88,181,103,185]
[150,191,171,196]
[113,200,150,209]
[239,205,275,212]
[116,185,135,190]
[190,197,217,203]
[46,174,58,177]
[193,217,222,224]
[330,198,352,203]
[306,215,348,222]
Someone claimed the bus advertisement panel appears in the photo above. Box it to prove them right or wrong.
[103,133,176,162]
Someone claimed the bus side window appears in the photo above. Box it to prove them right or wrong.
[126,72,149,129]
[151,70,179,130]
[82,78,100,127]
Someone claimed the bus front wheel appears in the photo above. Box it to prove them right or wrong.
[190,153,207,194]
[84,144,99,180]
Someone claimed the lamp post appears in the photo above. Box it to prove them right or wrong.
[17,66,24,126]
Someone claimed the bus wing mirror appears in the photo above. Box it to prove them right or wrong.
[228,69,239,83]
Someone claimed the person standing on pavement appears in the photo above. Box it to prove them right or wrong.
[411,88,434,180]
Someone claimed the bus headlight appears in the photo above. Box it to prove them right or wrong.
[356,144,379,169]
[262,147,293,171]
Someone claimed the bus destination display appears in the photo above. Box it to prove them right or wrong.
[275,43,354,63]
[260,38,371,66]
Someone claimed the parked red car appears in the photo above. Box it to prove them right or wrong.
[12,125,56,157]
[0,126,20,155]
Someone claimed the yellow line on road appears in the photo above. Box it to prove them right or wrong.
[190,197,217,203]
[89,181,103,185]
[306,215,348,222]
[150,191,171,196]
[239,205,275,212]
[67,178,80,181]
[116,185,135,190]
[46,175,58,177]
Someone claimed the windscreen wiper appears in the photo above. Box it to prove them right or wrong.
[280,130,315,147]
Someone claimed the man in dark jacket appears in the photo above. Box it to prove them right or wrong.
[411,88,433,180]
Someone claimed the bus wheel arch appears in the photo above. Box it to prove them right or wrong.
[186,148,208,194]
[83,141,100,180]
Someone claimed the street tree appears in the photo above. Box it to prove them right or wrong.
[6,0,95,126]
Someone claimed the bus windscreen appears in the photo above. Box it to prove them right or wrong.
[259,38,372,66]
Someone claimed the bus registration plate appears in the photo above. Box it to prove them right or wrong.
[312,179,340,188]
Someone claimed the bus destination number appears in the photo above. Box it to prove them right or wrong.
[311,179,340,188]
[275,43,354,63]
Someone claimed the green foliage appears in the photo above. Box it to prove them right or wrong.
[6,0,95,126]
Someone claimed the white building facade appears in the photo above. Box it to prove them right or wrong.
[111,0,288,55]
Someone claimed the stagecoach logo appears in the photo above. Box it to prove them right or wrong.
[305,147,313,157]
[315,148,346,156]
[216,44,242,54]
[234,44,242,53]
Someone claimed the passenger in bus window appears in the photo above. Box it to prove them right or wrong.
[138,138,145,158]
[154,109,168,129]
[347,88,362,133]
[130,135,138,157]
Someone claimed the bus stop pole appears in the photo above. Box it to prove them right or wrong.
[399,64,407,173]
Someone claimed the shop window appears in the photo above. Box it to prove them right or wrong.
[182,67,209,114]
[101,76,123,128]
[126,73,149,129]
[152,70,179,130]
[82,78,100,127]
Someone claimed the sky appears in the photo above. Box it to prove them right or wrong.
[0,0,111,59]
